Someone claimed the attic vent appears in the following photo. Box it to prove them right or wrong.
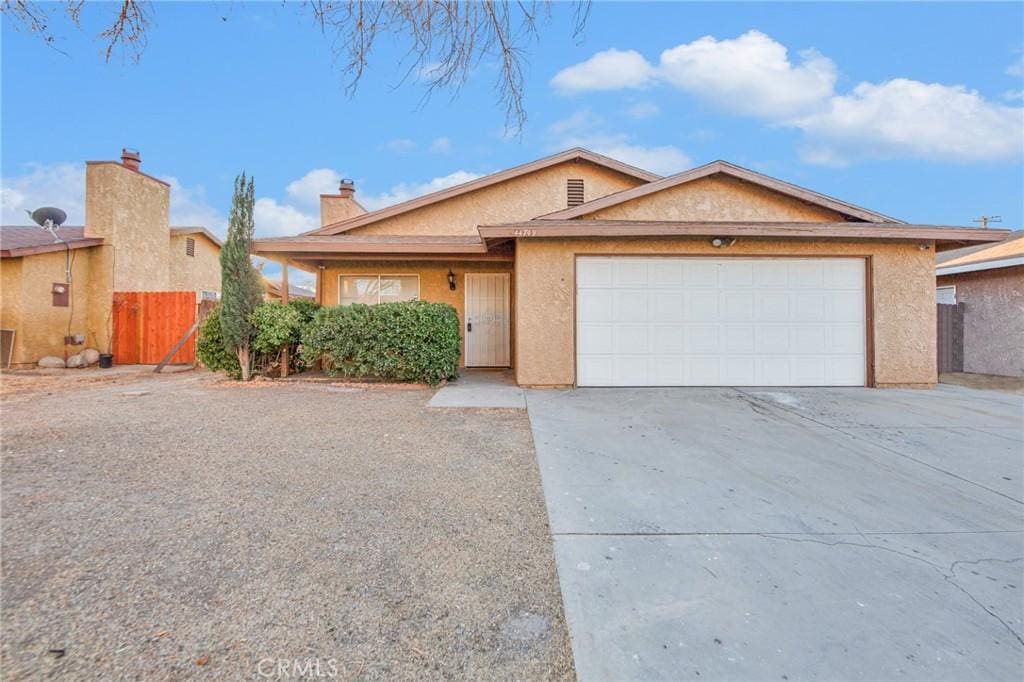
[567,179,585,207]
[185,237,195,257]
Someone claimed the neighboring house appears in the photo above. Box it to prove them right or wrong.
[0,149,222,368]
[935,231,1023,378]
[263,277,315,301]
[254,147,1006,388]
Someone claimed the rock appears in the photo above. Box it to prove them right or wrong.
[82,348,101,365]
[38,356,65,369]
[66,353,88,368]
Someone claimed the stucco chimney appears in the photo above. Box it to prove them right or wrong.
[320,179,366,226]
[121,148,141,170]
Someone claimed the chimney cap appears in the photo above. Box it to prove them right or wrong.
[121,148,141,169]
[338,179,356,197]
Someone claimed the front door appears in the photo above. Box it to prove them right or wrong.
[465,273,511,367]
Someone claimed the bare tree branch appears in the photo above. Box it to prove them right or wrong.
[2,0,591,133]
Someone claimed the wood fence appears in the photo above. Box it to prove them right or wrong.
[112,291,197,365]
[936,302,965,374]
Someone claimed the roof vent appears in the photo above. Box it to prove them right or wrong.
[567,179,584,207]
[121,148,141,170]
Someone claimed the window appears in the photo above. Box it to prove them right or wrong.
[185,237,195,257]
[936,285,956,305]
[567,178,585,207]
[339,275,419,305]
[201,290,221,301]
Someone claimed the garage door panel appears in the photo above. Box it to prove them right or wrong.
[577,257,865,387]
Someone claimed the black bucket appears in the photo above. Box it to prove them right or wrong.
[98,353,113,369]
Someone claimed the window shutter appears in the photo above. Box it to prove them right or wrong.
[567,179,585,207]
[185,237,195,257]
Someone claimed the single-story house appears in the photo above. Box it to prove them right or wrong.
[253,148,1006,388]
[0,149,222,368]
[935,231,1023,378]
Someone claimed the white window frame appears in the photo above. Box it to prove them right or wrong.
[338,274,421,306]
[936,285,957,305]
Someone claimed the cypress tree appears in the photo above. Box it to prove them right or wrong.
[219,173,263,380]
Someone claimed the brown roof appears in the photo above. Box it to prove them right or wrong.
[171,226,223,248]
[253,234,489,254]
[0,226,103,258]
[538,160,902,224]
[936,230,1023,268]
[479,220,1008,251]
[305,148,662,237]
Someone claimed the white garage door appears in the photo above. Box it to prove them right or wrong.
[576,257,866,387]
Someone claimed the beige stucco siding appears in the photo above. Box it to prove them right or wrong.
[588,175,845,222]
[320,260,514,367]
[348,162,644,237]
[1,248,96,366]
[937,266,1024,377]
[515,238,936,387]
[169,234,222,295]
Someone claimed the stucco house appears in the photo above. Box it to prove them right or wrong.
[253,148,1006,388]
[935,231,1023,378]
[1,149,222,368]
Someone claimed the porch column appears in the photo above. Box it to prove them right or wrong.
[280,260,289,377]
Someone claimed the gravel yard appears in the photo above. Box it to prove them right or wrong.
[1,370,573,680]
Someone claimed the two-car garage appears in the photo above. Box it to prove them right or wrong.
[575,256,867,387]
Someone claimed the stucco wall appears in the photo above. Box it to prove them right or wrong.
[348,162,644,236]
[588,175,845,222]
[321,196,365,226]
[1,248,96,366]
[515,238,936,387]
[320,260,514,367]
[937,266,1024,377]
[168,234,222,295]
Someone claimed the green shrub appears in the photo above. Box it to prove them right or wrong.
[196,305,242,378]
[301,300,460,385]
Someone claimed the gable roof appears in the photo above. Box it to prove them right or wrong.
[306,148,661,237]
[936,230,1024,275]
[0,226,103,258]
[538,160,902,224]
[171,226,223,248]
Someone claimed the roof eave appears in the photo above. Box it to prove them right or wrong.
[0,238,105,258]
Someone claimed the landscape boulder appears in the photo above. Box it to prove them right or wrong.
[37,356,66,369]
[82,348,101,365]
[66,353,88,369]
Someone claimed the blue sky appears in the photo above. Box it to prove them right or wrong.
[3,0,1023,246]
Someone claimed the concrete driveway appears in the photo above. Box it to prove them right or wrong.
[526,385,1024,681]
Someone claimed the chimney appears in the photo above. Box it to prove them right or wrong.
[121,148,141,170]
[320,178,366,226]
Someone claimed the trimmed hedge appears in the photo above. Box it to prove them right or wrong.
[197,299,322,378]
[301,300,460,385]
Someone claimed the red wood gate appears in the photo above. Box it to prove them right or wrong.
[112,291,197,365]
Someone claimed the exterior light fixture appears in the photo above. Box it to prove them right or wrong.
[711,237,736,248]
[447,269,457,291]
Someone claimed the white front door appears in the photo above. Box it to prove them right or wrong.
[465,273,511,367]
[576,257,866,387]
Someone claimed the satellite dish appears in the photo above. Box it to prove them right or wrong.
[29,207,67,228]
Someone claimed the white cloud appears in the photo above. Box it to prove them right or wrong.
[551,48,656,94]
[547,109,690,175]
[1005,89,1024,102]
[430,136,452,153]
[659,31,837,119]
[254,197,318,236]
[1,162,86,225]
[382,138,417,153]
[625,100,661,119]
[284,168,343,208]
[550,30,1023,165]
[360,170,483,211]
[1007,55,1024,77]
[795,79,1024,164]
[160,176,227,233]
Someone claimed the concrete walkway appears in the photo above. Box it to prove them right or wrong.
[526,384,1024,681]
[428,369,525,408]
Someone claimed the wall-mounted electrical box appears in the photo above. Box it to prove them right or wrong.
[52,282,69,307]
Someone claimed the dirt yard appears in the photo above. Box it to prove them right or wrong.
[1,369,574,680]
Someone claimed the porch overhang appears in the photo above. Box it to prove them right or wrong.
[478,220,1010,252]
[252,234,514,266]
